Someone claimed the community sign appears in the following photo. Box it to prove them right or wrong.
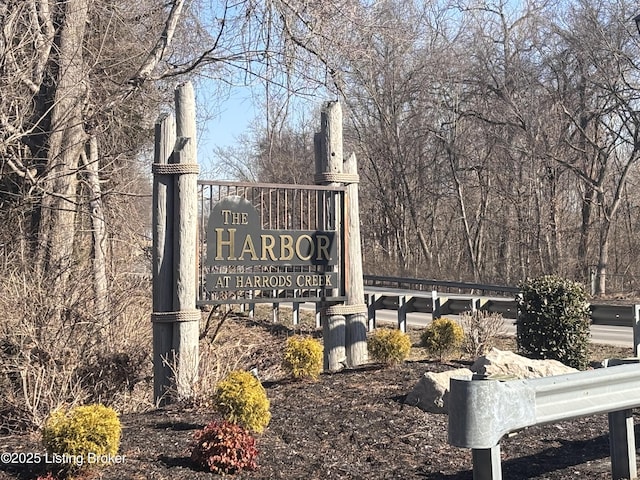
[205,196,339,294]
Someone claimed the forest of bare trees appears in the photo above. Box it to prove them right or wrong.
[222,0,640,296]
[1,0,640,427]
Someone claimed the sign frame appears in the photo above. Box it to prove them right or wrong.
[197,181,347,305]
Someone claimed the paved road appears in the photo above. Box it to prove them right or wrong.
[300,299,634,348]
[369,309,633,348]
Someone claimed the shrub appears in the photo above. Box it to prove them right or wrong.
[191,420,258,474]
[77,350,148,405]
[36,474,57,480]
[517,275,591,370]
[421,318,464,361]
[282,336,323,380]
[42,404,121,470]
[460,311,506,359]
[213,371,271,433]
[367,328,411,366]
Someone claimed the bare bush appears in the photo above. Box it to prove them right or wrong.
[460,310,506,359]
[0,260,152,431]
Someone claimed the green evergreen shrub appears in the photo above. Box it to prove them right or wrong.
[421,317,464,361]
[213,370,271,433]
[516,275,591,369]
[282,336,323,380]
[191,420,258,474]
[42,404,121,470]
[367,328,411,365]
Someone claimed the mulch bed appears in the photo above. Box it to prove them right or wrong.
[0,319,634,480]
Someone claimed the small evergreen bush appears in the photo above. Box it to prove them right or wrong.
[517,275,591,370]
[213,370,271,433]
[282,336,323,380]
[42,404,121,470]
[421,317,464,361]
[367,328,411,365]
[191,420,258,474]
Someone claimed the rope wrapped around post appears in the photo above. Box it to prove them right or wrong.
[322,303,368,316]
[314,172,359,184]
[151,310,201,323]
[152,163,200,175]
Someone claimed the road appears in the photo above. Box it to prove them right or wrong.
[299,298,634,348]
[369,309,633,348]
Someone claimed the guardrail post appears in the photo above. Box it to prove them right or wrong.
[634,305,640,357]
[315,303,321,328]
[367,293,378,330]
[293,302,300,326]
[398,295,407,332]
[608,409,637,480]
[471,297,479,313]
[247,290,254,318]
[432,290,441,319]
[472,446,502,480]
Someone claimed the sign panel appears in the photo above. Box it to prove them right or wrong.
[203,195,340,300]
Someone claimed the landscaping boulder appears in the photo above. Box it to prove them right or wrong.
[405,368,472,414]
[406,349,577,414]
[471,348,578,379]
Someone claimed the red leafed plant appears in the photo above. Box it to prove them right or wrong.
[190,420,258,474]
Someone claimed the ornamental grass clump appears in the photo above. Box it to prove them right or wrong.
[191,420,258,474]
[367,328,411,366]
[517,275,591,370]
[42,404,121,471]
[282,336,323,380]
[421,317,464,361]
[213,370,271,433]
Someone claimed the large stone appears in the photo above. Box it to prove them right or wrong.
[405,368,472,413]
[471,348,578,379]
[406,350,578,414]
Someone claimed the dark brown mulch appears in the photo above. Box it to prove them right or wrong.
[0,358,634,480]
[0,316,634,480]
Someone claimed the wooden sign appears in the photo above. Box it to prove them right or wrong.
[205,196,338,293]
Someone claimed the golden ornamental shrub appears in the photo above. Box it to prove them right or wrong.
[367,328,411,366]
[282,336,323,380]
[213,370,271,433]
[42,404,121,470]
[421,317,464,361]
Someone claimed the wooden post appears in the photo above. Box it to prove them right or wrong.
[172,82,200,399]
[152,113,175,404]
[344,152,368,366]
[316,101,346,372]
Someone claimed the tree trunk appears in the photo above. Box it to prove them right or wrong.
[82,135,108,320]
[37,0,89,280]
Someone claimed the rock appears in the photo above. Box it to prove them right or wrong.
[405,368,472,414]
[406,350,577,415]
[471,348,578,379]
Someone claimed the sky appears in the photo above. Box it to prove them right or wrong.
[196,85,256,169]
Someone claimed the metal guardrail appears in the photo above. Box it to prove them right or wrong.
[448,362,640,479]
[364,275,520,295]
[363,277,640,353]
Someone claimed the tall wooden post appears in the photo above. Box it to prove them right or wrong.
[152,82,200,404]
[344,152,368,366]
[315,101,346,372]
[152,113,175,404]
[172,83,200,398]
